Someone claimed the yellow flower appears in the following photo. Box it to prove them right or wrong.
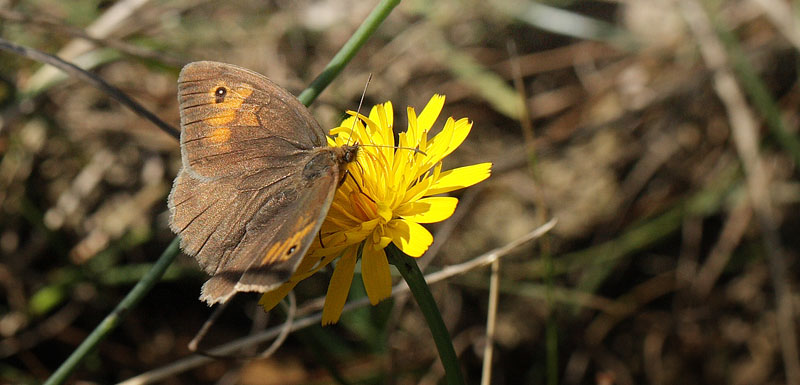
[259,94,491,324]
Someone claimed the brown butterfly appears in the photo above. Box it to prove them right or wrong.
[168,61,358,305]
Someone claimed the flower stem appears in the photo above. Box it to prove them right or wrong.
[297,0,401,106]
[43,238,180,385]
[387,245,466,385]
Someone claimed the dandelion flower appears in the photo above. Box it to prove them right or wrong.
[259,94,491,324]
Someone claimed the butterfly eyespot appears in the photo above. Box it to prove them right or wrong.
[287,245,297,255]
[214,87,227,103]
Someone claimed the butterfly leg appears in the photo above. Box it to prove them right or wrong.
[342,169,377,204]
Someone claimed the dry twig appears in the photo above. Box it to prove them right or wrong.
[117,220,556,385]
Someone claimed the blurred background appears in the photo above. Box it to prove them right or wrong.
[1,0,799,384]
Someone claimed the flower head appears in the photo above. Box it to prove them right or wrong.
[260,94,491,324]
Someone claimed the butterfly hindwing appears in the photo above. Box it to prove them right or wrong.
[198,152,340,304]
[168,169,261,274]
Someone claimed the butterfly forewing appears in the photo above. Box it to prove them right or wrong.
[177,61,326,179]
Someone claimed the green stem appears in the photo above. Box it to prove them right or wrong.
[297,0,401,106]
[544,246,558,385]
[714,21,800,169]
[387,245,465,385]
[43,238,180,385]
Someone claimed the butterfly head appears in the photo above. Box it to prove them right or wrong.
[335,144,360,167]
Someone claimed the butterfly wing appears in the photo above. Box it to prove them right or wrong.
[177,61,327,180]
[169,157,339,304]
[168,169,258,275]
[198,154,341,304]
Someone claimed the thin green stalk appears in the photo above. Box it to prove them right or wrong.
[714,22,800,168]
[544,246,558,385]
[44,1,401,382]
[297,0,400,106]
[387,245,465,385]
[43,238,180,385]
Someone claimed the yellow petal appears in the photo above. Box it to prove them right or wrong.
[369,103,394,151]
[383,101,393,129]
[404,106,419,148]
[329,116,364,143]
[308,244,347,258]
[387,219,433,257]
[377,202,393,223]
[322,247,358,325]
[424,118,472,167]
[318,222,377,252]
[398,197,458,223]
[351,112,381,135]
[371,228,393,249]
[402,171,434,204]
[362,244,392,304]
[368,102,393,132]
[427,163,492,195]
[258,282,297,312]
[418,94,445,134]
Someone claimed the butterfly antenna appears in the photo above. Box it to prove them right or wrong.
[360,143,427,156]
[344,74,424,156]
[347,73,372,146]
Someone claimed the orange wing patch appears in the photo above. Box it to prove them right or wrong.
[201,84,258,144]
[207,126,231,144]
[205,84,253,126]
[261,221,316,265]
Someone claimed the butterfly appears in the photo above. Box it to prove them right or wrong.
[168,61,358,305]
